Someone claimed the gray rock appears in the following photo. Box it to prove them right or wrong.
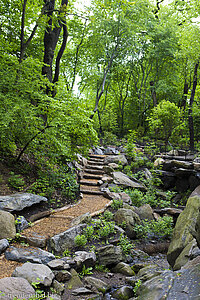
[66,269,83,289]
[154,158,165,167]
[93,147,104,155]
[0,277,35,300]
[137,264,163,282]
[171,160,193,169]
[85,276,110,293]
[136,204,154,221]
[52,280,65,295]
[0,210,16,239]
[0,239,9,254]
[104,155,128,166]
[21,233,47,248]
[71,287,93,295]
[103,165,114,174]
[114,208,141,238]
[70,213,91,227]
[119,192,132,205]
[5,246,55,264]
[55,270,72,282]
[48,224,86,255]
[112,286,134,299]
[15,216,29,232]
[137,270,175,300]
[12,262,54,286]
[113,172,146,190]
[173,239,197,270]
[0,193,47,212]
[167,186,200,269]
[74,251,96,269]
[46,295,61,300]
[112,262,135,276]
[96,245,124,266]
[47,259,66,270]
[104,147,120,155]
[108,163,119,169]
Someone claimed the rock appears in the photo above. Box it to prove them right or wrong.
[84,276,110,293]
[0,239,9,254]
[119,192,132,205]
[93,147,104,155]
[104,147,120,155]
[66,269,83,289]
[0,210,16,239]
[103,165,114,174]
[70,213,91,227]
[46,295,61,300]
[175,168,195,177]
[137,270,175,300]
[154,158,165,167]
[168,150,179,156]
[104,155,128,166]
[0,277,35,300]
[48,224,86,255]
[193,162,200,171]
[167,187,200,269]
[137,264,163,281]
[171,160,193,169]
[52,280,65,295]
[15,216,29,232]
[0,193,47,212]
[154,170,176,189]
[108,163,119,169]
[136,204,154,221]
[5,246,55,264]
[55,270,72,282]
[47,259,66,270]
[74,251,96,269]
[12,262,54,286]
[96,245,124,266]
[71,287,93,295]
[114,208,141,238]
[173,239,197,270]
[105,190,121,201]
[112,262,135,276]
[113,172,146,190]
[21,233,47,248]
[112,286,134,299]
[101,175,113,183]
[77,154,88,167]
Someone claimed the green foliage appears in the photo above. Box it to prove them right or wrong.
[111,198,123,210]
[134,216,173,240]
[74,234,88,247]
[118,234,133,255]
[83,225,95,240]
[95,264,109,272]
[97,220,115,238]
[101,131,118,145]
[103,210,114,221]
[79,265,93,278]
[147,100,181,146]
[133,279,142,295]
[63,249,71,257]
[8,172,25,190]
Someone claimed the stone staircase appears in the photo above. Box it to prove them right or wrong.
[79,154,106,196]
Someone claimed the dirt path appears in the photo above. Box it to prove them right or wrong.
[0,154,111,278]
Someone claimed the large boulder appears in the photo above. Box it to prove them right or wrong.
[96,245,124,266]
[48,224,86,255]
[12,262,54,287]
[112,172,146,190]
[114,208,141,238]
[0,210,16,239]
[0,193,47,212]
[104,155,128,166]
[0,277,35,300]
[167,186,200,269]
[0,239,9,254]
[5,246,55,264]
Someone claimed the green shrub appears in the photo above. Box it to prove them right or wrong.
[74,234,88,247]
[111,198,123,209]
[8,172,25,190]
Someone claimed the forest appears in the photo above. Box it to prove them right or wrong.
[0,0,200,194]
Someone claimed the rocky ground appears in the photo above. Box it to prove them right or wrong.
[0,146,200,299]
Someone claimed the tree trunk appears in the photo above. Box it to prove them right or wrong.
[150,81,157,107]
[189,61,199,152]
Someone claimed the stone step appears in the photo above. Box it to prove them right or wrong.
[80,189,104,195]
[83,174,102,180]
[86,165,103,170]
[80,185,100,191]
[88,161,104,165]
[79,180,99,186]
[89,155,105,160]
[84,169,104,175]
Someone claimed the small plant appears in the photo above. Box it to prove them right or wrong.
[95,264,110,272]
[111,198,123,210]
[63,248,71,257]
[79,265,93,278]
[74,234,88,247]
[118,234,133,255]
[97,220,115,238]
[8,172,25,190]
[103,210,114,221]
[83,225,95,240]
[133,279,142,295]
